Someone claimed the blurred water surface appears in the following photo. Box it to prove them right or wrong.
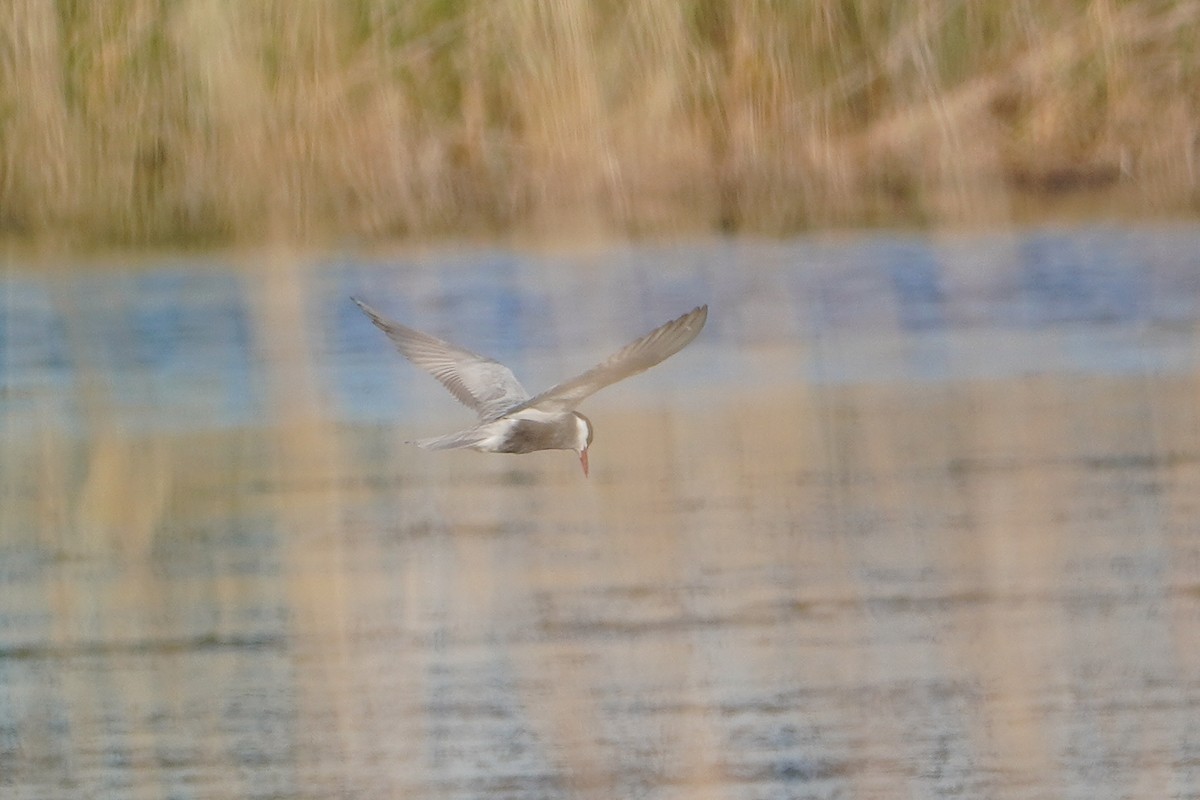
[2,227,1199,799]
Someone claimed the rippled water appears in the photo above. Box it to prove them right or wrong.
[2,227,1200,798]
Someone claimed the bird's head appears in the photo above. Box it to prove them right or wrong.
[573,412,594,477]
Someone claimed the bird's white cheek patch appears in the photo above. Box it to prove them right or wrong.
[575,415,590,451]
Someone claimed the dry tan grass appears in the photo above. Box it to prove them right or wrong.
[0,0,1197,246]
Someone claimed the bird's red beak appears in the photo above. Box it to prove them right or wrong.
[579,448,589,478]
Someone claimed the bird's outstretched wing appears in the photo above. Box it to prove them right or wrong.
[505,305,708,417]
[353,298,529,420]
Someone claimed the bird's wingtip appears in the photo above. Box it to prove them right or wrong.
[351,296,381,321]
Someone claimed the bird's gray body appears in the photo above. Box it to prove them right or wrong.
[416,408,592,454]
[352,299,707,474]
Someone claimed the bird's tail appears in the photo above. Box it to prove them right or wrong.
[410,427,489,451]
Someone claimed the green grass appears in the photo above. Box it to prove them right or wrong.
[1,0,1198,247]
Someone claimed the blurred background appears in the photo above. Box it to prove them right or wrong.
[2,2,1199,798]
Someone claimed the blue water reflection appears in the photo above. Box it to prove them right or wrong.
[2,226,1198,434]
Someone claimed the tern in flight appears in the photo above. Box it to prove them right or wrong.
[353,299,708,476]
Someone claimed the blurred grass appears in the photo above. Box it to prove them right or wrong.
[1,0,1198,246]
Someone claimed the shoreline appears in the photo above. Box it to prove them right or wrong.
[3,189,1198,261]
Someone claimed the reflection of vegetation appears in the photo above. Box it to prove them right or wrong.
[2,1,1197,245]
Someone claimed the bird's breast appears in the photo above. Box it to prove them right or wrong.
[493,416,576,454]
